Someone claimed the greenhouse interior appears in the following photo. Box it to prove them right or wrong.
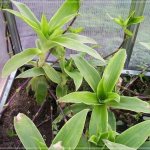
[0,0,150,149]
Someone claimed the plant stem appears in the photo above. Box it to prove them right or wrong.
[104,34,126,59]
[99,104,108,133]
[63,15,78,34]
[49,90,67,122]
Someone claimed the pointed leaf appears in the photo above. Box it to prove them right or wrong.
[2,48,41,77]
[52,109,89,149]
[97,49,126,98]
[64,68,83,91]
[139,141,150,150]
[72,55,101,92]
[56,84,68,98]
[53,103,90,126]
[124,29,133,36]
[64,33,97,44]
[103,140,135,150]
[116,120,150,149]
[14,113,48,150]
[4,9,46,41]
[43,64,61,84]
[109,96,150,113]
[58,91,99,105]
[12,0,40,26]
[41,14,49,37]
[75,135,90,150]
[89,105,108,137]
[52,36,105,62]
[113,17,125,27]
[104,92,120,103]
[35,77,48,104]
[127,16,144,26]
[51,13,78,31]
[16,67,45,78]
[49,0,80,29]
[3,9,40,29]
[108,110,116,131]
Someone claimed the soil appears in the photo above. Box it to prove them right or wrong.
[0,75,150,149]
[0,79,55,149]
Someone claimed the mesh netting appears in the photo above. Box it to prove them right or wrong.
[13,0,131,59]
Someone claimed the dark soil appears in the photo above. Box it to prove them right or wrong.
[0,79,55,149]
[0,75,150,149]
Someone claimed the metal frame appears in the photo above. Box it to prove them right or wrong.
[3,2,22,54]
[123,0,147,68]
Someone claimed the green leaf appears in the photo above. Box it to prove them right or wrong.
[113,17,125,27]
[53,103,90,126]
[104,92,120,103]
[116,120,150,149]
[2,48,41,77]
[49,0,80,30]
[41,14,49,37]
[64,33,97,44]
[43,64,61,84]
[56,84,68,98]
[108,96,150,113]
[103,140,135,150]
[58,91,99,105]
[127,16,144,26]
[35,77,48,104]
[140,42,150,50]
[14,113,48,150]
[89,105,108,137]
[3,9,46,41]
[64,68,83,91]
[12,0,40,26]
[52,109,89,149]
[108,110,116,131]
[52,36,105,62]
[3,9,39,29]
[139,141,150,150]
[72,55,101,92]
[97,49,126,99]
[51,13,78,31]
[52,46,66,59]
[124,29,133,36]
[75,135,90,150]
[16,67,45,78]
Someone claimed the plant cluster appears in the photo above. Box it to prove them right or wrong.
[2,0,150,150]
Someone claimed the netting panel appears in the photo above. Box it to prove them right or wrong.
[13,0,131,58]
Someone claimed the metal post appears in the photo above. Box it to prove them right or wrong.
[123,0,147,68]
[3,1,22,54]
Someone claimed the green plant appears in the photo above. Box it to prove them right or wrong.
[57,49,150,149]
[2,0,105,104]
[110,11,144,37]
[13,49,150,150]
[14,109,89,150]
